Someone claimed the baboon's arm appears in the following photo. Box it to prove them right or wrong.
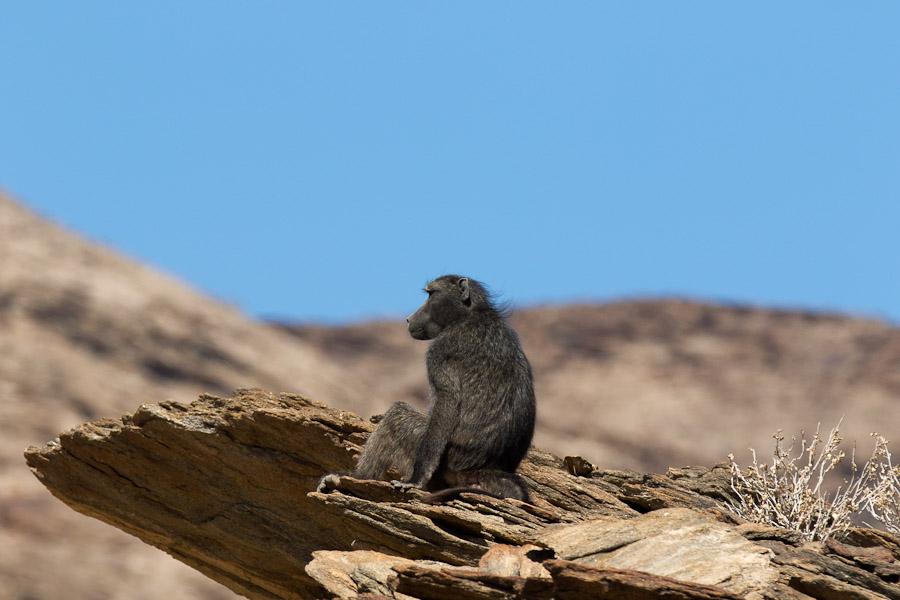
[407,372,460,486]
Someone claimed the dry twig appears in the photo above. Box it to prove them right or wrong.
[725,419,900,541]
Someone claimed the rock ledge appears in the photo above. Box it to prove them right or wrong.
[25,389,900,599]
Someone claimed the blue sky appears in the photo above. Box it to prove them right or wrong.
[2,4,898,323]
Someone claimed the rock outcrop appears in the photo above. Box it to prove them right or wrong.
[25,389,900,599]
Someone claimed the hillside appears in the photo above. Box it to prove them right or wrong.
[0,193,360,599]
[3,190,900,598]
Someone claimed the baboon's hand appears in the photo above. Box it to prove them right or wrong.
[316,473,341,493]
[390,480,419,491]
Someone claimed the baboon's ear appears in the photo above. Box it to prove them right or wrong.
[457,277,470,302]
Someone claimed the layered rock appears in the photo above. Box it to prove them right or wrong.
[25,389,900,599]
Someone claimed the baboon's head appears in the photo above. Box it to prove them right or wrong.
[406,275,489,340]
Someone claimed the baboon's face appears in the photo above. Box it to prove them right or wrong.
[407,276,470,340]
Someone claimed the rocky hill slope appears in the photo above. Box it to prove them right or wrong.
[3,190,900,598]
[25,389,900,600]
[0,193,358,599]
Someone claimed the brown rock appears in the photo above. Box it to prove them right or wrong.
[478,544,553,579]
[394,564,555,600]
[305,550,426,599]
[24,389,900,600]
[26,389,371,599]
[543,560,744,600]
[538,508,776,598]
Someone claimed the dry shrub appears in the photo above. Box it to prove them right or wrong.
[725,419,900,541]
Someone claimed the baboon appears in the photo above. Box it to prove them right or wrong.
[317,275,536,502]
